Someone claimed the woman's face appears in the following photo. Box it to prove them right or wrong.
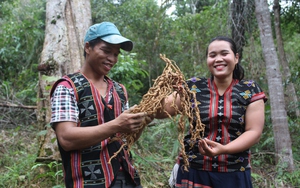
[206,40,239,80]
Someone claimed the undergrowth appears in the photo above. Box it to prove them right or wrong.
[0,119,300,188]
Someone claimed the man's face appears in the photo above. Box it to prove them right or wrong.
[85,40,121,75]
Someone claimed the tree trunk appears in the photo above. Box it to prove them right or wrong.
[273,0,300,117]
[230,0,246,59]
[254,0,294,171]
[36,0,92,161]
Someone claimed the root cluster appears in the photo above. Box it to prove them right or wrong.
[109,54,205,171]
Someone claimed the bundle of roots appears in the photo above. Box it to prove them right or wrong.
[109,54,205,171]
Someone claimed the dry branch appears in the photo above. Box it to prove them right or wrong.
[0,102,37,109]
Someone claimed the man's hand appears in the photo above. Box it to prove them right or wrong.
[115,108,148,133]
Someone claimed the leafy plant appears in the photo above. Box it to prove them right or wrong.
[31,161,64,186]
[0,0,45,105]
[108,53,149,105]
[0,127,38,187]
[131,119,181,187]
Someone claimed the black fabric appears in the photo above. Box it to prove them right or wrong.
[110,171,143,188]
[52,72,141,188]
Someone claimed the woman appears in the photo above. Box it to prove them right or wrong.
[157,36,267,188]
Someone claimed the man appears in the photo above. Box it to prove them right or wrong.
[50,22,146,188]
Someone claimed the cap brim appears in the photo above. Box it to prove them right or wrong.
[101,35,133,51]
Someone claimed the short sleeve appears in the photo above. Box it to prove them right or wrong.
[50,81,79,128]
[240,80,268,103]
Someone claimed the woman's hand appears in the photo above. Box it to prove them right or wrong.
[198,138,225,157]
[169,72,184,92]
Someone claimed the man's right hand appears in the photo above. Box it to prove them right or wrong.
[114,107,147,133]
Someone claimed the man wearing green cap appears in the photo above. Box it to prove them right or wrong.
[50,22,146,188]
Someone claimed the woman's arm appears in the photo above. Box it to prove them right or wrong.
[198,99,265,157]
[155,91,182,119]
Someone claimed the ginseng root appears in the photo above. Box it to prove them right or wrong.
[109,54,205,171]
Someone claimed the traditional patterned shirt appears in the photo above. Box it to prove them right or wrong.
[50,79,129,124]
[50,72,139,188]
[181,77,267,172]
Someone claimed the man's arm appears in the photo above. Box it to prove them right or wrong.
[54,109,147,151]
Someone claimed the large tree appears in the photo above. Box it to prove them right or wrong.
[36,0,92,161]
[254,0,294,171]
[273,0,299,117]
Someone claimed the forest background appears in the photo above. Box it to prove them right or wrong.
[0,0,300,187]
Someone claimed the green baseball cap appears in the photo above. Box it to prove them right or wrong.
[84,22,133,51]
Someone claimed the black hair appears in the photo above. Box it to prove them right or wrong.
[83,38,104,58]
[206,36,244,80]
